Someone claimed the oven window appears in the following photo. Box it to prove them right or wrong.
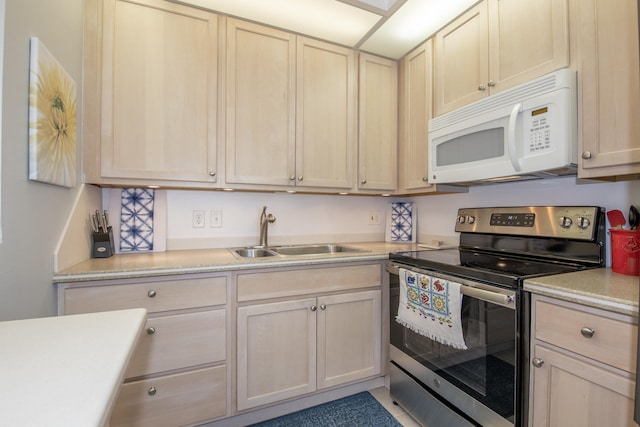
[391,280,516,420]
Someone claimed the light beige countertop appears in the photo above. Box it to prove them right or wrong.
[53,242,419,283]
[524,268,640,316]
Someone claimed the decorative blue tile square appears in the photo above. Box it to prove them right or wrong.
[119,188,154,252]
[390,202,413,242]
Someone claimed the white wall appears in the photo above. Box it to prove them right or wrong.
[0,0,84,321]
[164,191,392,249]
[163,177,639,265]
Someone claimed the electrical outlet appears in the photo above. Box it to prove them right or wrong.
[368,211,381,225]
[211,210,222,228]
[192,210,205,228]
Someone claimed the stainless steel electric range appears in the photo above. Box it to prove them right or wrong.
[387,206,606,427]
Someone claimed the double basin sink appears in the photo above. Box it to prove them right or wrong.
[231,244,367,258]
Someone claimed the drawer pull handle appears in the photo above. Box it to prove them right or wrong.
[580,327,595,338]
[147,290,157,298]
[148,386,157,396]
[146,327,156,335]
[532,358,545,368]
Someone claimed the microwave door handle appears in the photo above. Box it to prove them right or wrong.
[508,103,523,172]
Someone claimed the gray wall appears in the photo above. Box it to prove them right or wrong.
[0,0,84,320]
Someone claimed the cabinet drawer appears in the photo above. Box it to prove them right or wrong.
[237,264,381,301]
[535,300,637,373]
[126,309,226,378]
[63,276,227,314]
[110,365,227,427]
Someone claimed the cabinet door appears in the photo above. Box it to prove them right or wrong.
[100,0,218,183]
[530,345,636,427]
[487,0,569,94]
[358,53,398,192]
[577,0,640,178]
[399,40,433,191]
[237,298,317,410]
[225,19,296,186]
[434,1,489,116]
[296,37,356,189]
[317,290,381,389]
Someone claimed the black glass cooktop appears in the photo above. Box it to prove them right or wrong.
[389,249,586,288]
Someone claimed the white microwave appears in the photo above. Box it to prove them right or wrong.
[428,69,577,185]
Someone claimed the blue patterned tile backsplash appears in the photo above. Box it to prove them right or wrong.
[389,202,415,242]
[119,188,155,252]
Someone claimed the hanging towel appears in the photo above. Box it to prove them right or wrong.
[396,268,467,350]
[119,188,155,252]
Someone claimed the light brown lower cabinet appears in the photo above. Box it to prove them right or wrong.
[110,365,227,427]
[57,274,229,426]
[235,263,383,411]
[529,295,637,426]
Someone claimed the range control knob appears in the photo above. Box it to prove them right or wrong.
[457,215,466,224]
[466,215,476,225]
[559,216,573,228]
[577,217,591,229]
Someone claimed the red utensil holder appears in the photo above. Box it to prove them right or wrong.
[610,229,640,276]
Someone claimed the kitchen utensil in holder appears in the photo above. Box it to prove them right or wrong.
[92,226,115,258]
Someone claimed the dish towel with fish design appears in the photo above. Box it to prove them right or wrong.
[396,268,467,350]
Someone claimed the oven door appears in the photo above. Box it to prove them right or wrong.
[388,263,519,427]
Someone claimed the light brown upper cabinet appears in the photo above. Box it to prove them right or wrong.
[398,40,433,192]
[434,0,569,116]
[576,0,640,179]
[225,19,296,186]
[296,37,356,190]
[225,25,356,190]
[358,53,398,192]
[87,0,218,186]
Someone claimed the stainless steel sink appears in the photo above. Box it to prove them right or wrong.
[231,247,276,258]
[271,244,365,256]
[230,244,366,258]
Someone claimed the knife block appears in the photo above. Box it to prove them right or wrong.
[92,227,115,258]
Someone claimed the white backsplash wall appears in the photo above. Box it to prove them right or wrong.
[408,176,640,266]
[158,177,638,264]
[165,191,393,249]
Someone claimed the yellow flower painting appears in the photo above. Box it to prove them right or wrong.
[28,37,77,187]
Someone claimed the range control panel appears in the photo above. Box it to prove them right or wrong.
[455,206,603,240]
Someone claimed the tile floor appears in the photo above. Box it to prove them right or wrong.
[369,386,421,427]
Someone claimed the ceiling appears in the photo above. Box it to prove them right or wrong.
[171,0,479,59]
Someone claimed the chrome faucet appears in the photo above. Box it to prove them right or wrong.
[258,206,276,248]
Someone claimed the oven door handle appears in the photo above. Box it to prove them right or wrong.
[386,264,515,307]
[460,285,515,306]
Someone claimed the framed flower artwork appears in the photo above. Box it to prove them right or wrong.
[28,37,77,188]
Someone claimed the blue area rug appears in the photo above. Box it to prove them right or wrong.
[249,392,402,427]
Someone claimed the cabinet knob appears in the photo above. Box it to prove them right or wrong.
[478,84,487,91]
[320,304,326,310]
[148,386,157,396]
[361,179,367,184]
[532,358,545,368]
[290,175,296,181]
[310,305,317,312]
[146,327,156,335]
[298,176,304,181]
[209,171,216,177]
[422,177,428,182]
[580,327,595,338]
[487,80,496,87]
[581,151,592,160]
[147,290,157,298]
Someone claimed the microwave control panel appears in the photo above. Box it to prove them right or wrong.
[527,106,551,153]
